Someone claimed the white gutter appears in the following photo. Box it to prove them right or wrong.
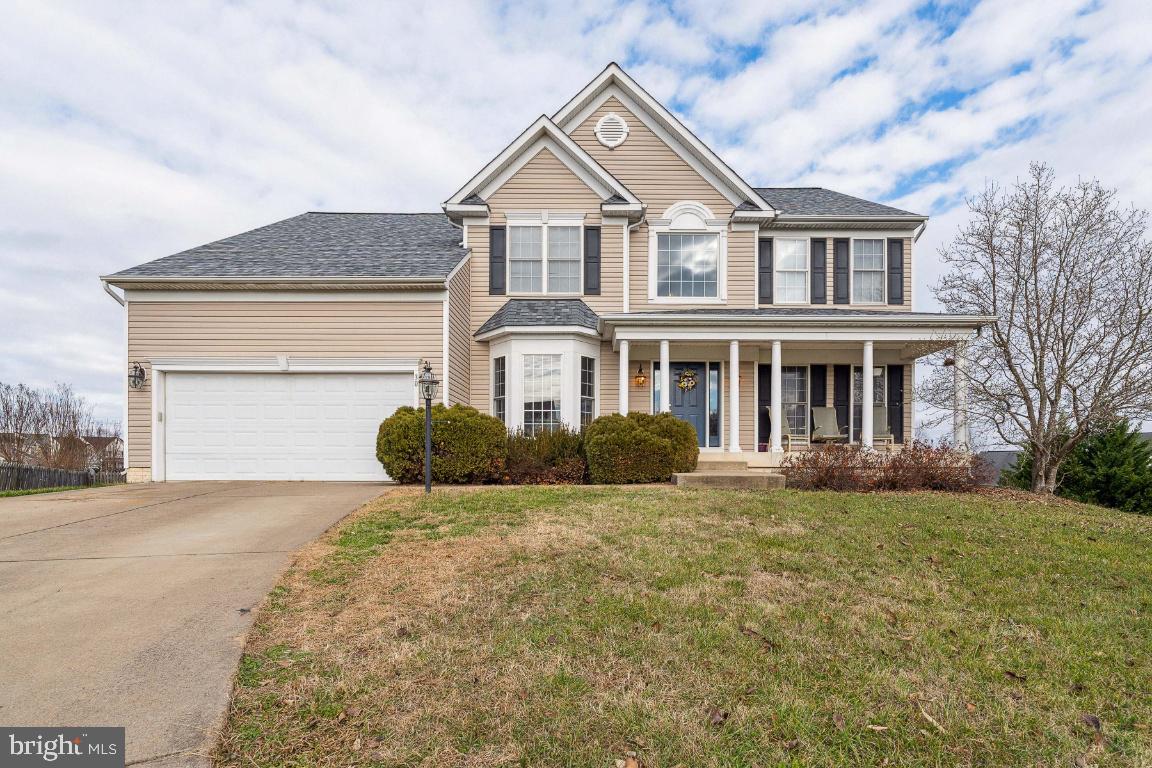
[600,312,996,328]
[101,279,125,306]
[913,221,928,242]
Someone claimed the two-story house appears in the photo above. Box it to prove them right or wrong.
[102,63,988,482]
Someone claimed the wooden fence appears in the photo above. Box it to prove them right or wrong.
[0,464,127,492]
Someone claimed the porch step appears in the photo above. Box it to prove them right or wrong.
[673,470,786,490]
[695,459,749,471]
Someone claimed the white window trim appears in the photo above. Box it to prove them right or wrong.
[773,238,810,305]
[850,237,887,306]
[578,354,600,428]
[488,334,600,431]
[647,201,728,304]
[850,364,887,443]
[780,364,811,438]
[506,211,585,297]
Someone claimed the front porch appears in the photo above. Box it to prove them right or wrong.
[604,311,984,468]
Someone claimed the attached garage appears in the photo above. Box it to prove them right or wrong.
[151,362,419,482]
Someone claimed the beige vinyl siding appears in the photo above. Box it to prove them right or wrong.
[446,263,471,405]
[487,147,604,225]
[598,342,618,416]
[126,300,443,470]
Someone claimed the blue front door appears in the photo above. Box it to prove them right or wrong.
[667,361,706,446]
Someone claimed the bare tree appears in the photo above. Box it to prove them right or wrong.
[920,163,1152,493]
[0,381,120,471]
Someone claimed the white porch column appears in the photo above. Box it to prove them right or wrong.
[861,340,875,448]
[728,340,741,452]
[618,340,630,415]
[770,340,783,452]
[954,342,970,449]
[658,339,671,412]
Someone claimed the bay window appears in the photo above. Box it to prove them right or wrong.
[775,239,808,304]
[579,356,596,429]
[853,239,885,304]
[492,356,506,424]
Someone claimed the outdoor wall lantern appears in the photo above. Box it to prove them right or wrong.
[633,363,648,387]
[416,360,440,494]
[128,362,147,390]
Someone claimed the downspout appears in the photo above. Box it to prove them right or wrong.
[102,279,125,306]
[624,216,644,314]
[913,221,927,243]
[102,278,128,479]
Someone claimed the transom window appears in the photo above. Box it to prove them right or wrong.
[508,223,582,294]
[523,354,562,435]
[775,239,808,304]
[780,366,809,436]
[853,239,885,304]
[656,233,719,298]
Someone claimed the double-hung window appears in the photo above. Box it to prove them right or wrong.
[523,354,562,435]
[492,356,506,424]
[775,239,808,304]
[508,218,582,295]
[579,356,596,429]
[852,239,885,304]
[780,366,809,436]
[656,233,719,298]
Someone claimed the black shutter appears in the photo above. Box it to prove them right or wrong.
[809,364,827,438]
[811,239,827,304]
[489,226,506,295]
[758,238,773,304]
[833,364,851,438]
[887,365,905,443]
[833,238,850,304]
[887,238,904,305]
[757,363,771,451]
[584,226,601,295]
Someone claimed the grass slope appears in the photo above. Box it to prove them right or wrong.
[218,488,1151,767]
[0,485,85,498]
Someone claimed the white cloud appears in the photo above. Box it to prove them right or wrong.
[0,0,1150,433]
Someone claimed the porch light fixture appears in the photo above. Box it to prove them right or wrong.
[416,361,440,495]
[633,363,648,387]
[128,362,147,390]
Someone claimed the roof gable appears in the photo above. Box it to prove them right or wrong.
[444,115,640,215]
[553,63,773,213]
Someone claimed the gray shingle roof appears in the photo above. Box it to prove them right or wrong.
[622,308,955,318]
[108,212,468,280]
[476,299,600,336]
[754,188,922,218]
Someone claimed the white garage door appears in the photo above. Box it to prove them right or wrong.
[164,372,411,481]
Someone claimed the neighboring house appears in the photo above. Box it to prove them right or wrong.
[101,63,991,483]
[0,433,123,471]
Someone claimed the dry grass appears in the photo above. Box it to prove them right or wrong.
[217,487,1152,767]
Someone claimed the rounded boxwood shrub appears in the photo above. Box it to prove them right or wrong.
[584,412,699,483]
[376,404,507,484]
[505,426,587,484]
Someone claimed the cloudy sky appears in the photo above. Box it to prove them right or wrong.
[2,0,1151,430]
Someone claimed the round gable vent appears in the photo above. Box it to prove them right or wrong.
[594,113,629,148]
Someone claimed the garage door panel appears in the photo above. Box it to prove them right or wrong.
[164,372,405,481]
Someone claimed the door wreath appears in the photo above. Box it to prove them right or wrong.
[676,368,699,392]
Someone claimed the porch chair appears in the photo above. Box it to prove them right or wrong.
[810,407,849,444]
[872,406,896,447]
[759,408,797,451]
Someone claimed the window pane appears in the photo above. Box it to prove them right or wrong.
[776,271,806,303]
[853,271,884,303]
[548,226,580,260]
[547,259,581,293]
[656,233,718,298]
[853,239,884,270]
[776,239,807,269]
[851,366,887,440]
[509,226,543,292]
[707,362,721,447]
[523,354,562,435]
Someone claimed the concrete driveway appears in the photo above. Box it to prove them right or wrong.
[0,481,385,767]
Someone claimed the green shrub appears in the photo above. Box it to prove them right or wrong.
[505,427,586,485]
[583,412,697,483]
[376,404,507,484]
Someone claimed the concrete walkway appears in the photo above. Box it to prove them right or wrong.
[0,481,385,766]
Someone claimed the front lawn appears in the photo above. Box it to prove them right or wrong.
[218,488,1151,767]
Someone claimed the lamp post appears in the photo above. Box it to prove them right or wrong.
[416,361,440,494]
